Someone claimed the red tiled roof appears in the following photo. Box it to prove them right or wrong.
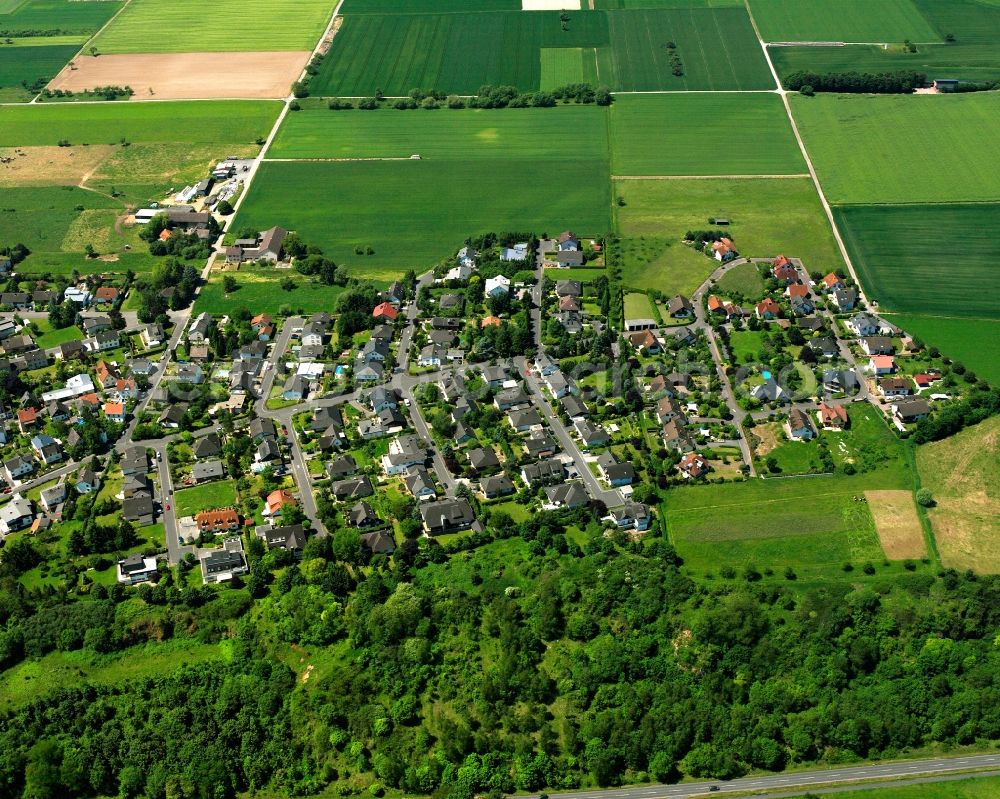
[372,302,397,320]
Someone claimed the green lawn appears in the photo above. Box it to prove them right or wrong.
[747,0,938,43]
[0,100,282,147]
[666,467,910,579]
[728,329,766,362]
[235,159,611,280]
[609,93,804,176]
[790,93,1000,205]
[836,203,1000,321]
[270,105,608,160]
[31,319,83,348]
[196,266,352,315]
[0,42,80,102]
[887,314,1000,386]
[173,479,238,517]
[786,775,1000,799]
[311,7,773,95]
[714,260,765,301]
[769,0,1000,83]
[614,177,843,297]
[623,291,654,321]
[91,0,333,52]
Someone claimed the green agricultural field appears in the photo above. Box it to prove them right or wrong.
[173,480,238,518]
[887,314,1000,386]
[540,47,597,90]
[836,203,1000,320]
[609,93,804,176]
[269,105,608,161]
[0,100,281,147]
[666,467,910,579]
[235,159,611,279]
[91,0,333,52]
[597,0,743,7]
[770,0,1000,82]
[195,267,351,316]
[0,42,79,102]
[342,0,519,11]
[747,0,937,43]
[604,7,775,90]
[786,776,1000,799]
[0,0,123,36]
[614,177,843,297]
[790,93,1000,204]
[714,260,765,301]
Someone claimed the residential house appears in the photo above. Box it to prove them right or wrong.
[0,292,31,310]
[121,446,149,476]
[711,238,737,261]
[254,524,307,555]
[869,355,896,375]
[678,452,710,479]
[117,553,158,584]
[521,460,565,487]
[193,433,222,460]
[31,435,61,465]
[818,402,849,429]
[468,446,500,473]
[361,530,396,555]
[282,374,309,402]
[752,379,787,404]
[846,312,882,337]
[790,295,814,316]
[122,496,155,525]
[544,370,575,398]
[4,455,34,483]
[253,437,281,472]
[663,418,694,452]
[481,474,515,499]
[534,352,559,376]
[878,377,912,398]
[0,495,33,536]
[74,467,100,494]
[39,481,68,513]
[381,434,426,475]
[16,407,38,432]
[421,499,476,535]
[445,264,473,282]
[195,508,241,534]
[355,361,384,383]
[524,431,558,459]
[56,340,86,361]
[557,231,579,251]
[249,418,277,442]
[823,273,844,291]
[103,402,126,424]
[831,288,857,311]
[555,250,584,267]
[824,369,859,394]
[140,323,165,348]
[82,314,112,336]
[122,474,151,500]
[611,502,652,532]
[456,246,478,269]
[574,419,609,449]
[656,395,684,425]
[787,407,816,440]
[501,243,529,261]
[861,337,895,356]
[188,312,213,342]
[893,398,930,423]
[350,501,381,528]
[558,295,581,313]
[555,280,582,298]
[264,489,297,517]
[301,320,326,347]
[597,452,635,486]
[544,481,589,509]
[809,337,839,359]
[667,294,694,318]
[372,302,398,323]
[404,467,436,501]
[325,455,357,480]
[484,275,511,298]
[494,385,529,411]
[756,298,781,320]
[159,404,187,429]
[628,329,661,354]
[561,395,589,420]
[331,475,374,502]
[418,344,447,368]
[192,459,225,482]
[200,537,248,583]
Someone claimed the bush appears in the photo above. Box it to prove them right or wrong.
[291,81,309,99]
[916,487,935,507]
[799,84,814,96]
[216,200,234,216]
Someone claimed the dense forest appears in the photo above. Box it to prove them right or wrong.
[1,506,999,798]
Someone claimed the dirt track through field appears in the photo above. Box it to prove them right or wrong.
[47,52,310,100]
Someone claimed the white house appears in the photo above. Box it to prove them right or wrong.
[484,275,511,298]
[64,286,91,307]
[0,495,33,536]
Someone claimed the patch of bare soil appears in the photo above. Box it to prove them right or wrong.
[0,145,116,186]
[48,51,311,100]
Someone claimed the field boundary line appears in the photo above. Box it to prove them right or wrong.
[743,0,869,307]
[262,157,415,162]
[612,174,809,180]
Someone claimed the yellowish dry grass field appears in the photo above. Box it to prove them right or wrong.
[865,489,926,560]
[917,416,1000,573]
[0,145,115,186]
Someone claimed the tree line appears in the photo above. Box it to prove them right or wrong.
[786,70,928,94]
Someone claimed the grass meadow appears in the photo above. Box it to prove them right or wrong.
[714,260,765,301]
[195,267,350,316]
[917,415,1000,574]
[790,93,1000,204]
[235,159,611,278]
[770,0,1000,82]
[270,105,608,160]
[0,100,282,147]
[665,468,909,580]
[311,7,773,96]
[173,480,238,517]
[835,203,1000,320]
[887,315,1000,386]
[786,776,1000,799]
[747,0,938,43]
[614,177,843,296]
[0,42,79,102]
[91,0,333,52]
[609,93,804,176]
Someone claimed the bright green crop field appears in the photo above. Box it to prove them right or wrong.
[596,0,743,7]
[609,94,804,176]
[270,105,608,160]
[0,42,78,101]
[790,93,1000,205]
[311,7,773,95]
[604,7,775,90]
[0,100,281,147]
[836,203,1000,320]
[341,0,519,11]
[786,776,1000,799]
[235,159,611,278]
[614,177,843,297]
[770,0,1000,81]
[887,314,1000,386]
[747,0,938,43]
[90,0,333,52]
[0,0,122,35]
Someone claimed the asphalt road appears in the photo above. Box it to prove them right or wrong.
[522,754,1000,799]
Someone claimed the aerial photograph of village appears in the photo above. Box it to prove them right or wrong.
[0,0,998,796]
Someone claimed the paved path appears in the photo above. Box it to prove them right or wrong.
[525,753,1000,799]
